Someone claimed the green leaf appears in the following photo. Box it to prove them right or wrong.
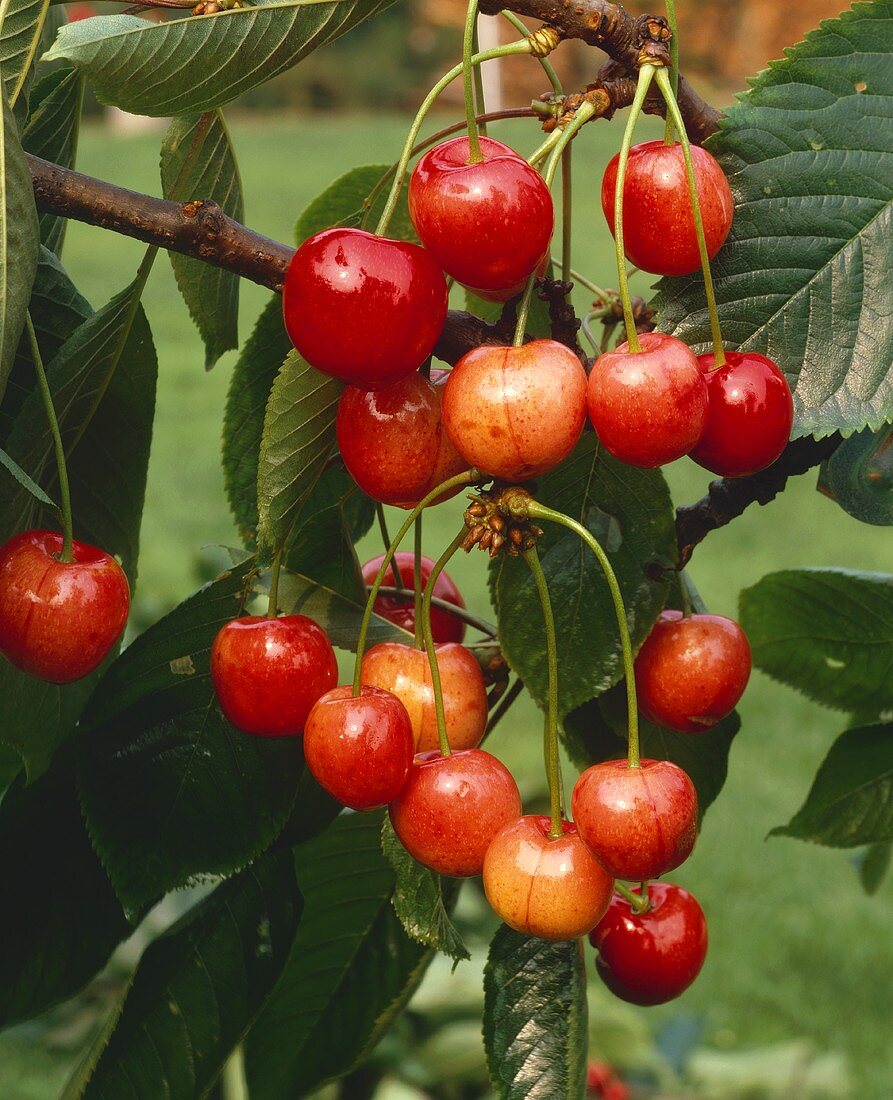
[739,569,893,718]
[821,426,893,525]
[771,724,893,847]
[0,444,57,511]
[859,840,892,895]
[483,925,588,1100]
[44,0,398,117]
[161,111,243,368]
[78,559,302,917]
[655,0,893,439]
[245,812,433,1098]
[0,0,52,107]
[381,816,469,963]
[295,162,416,245]
[63,850,302,1100]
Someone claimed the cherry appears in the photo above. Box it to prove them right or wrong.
[303,685,414,810]
[337,370,465,508]
[470,253,550,303]
[691,351,794,477]
[571,759,698,881]
[361,552,466,644]
[483,815,614,941]
[635,610,751,733]
[389,748,521,877]
[282,227,447,388]
[587,1063,630,1100]
[361,640,487,752]
[589,882,708,1005]
[211,614,337,737]
[587,332,708,468]
[601,140,733,276]
[409,136,554,294]
[0,529,129,684]
[442,339,588,481]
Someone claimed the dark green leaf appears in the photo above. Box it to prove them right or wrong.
[294,162,416,245]
[859,840,892,895]
[821,427,893,525]
[1,0,52,108]
[484,925,588,1100]
[655,0,893,439]
[0,444,57,511]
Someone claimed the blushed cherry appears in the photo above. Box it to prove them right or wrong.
[361,552,466,644]
[572,759,698,881]
[635,610,751,733]
[389,748,521,877]
[483,815,614,940]
[0,529,129,684]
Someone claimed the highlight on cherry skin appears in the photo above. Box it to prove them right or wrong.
[361,552,467,643]
[0,529,130,684]
[210,613,338,737]
[634,609,752,733]
[282,226,448,388]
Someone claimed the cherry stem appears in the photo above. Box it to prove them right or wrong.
[483,676,525,740]
[526,502,640,769]
[266,548,282,619]
[663,0,679,145]
[26,313,74,563]
[512,271,539,347]
[654,67,726,367]
[375,504,404,592]
[471,18,487,136]
[523,545,564,838]
[412,513,425,649]
[422,529,467,757]
[351,469,480,696]
[615,880,652,914]
[678,570,694,617]
[555,263,611,302]
[501,10,563,94]
[370,587,497,638]
[561,145,573,284]
[462,0,484,163]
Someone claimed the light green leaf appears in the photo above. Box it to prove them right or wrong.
[0,0,52,108]
[294,162,417,245]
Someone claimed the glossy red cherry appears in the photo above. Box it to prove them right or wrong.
[361,552,466,644]
[587,1063,630,1100]
[587,333,708,468]
[572,759,698,881]
[442,339,588,481]
[483,815,614,940]
[282,227,447,388]
[691,351,794,477]
[590,882,708,1005]
[635,610,751,733]
[0,529,129,684]
[303,685,414,810]
[361,640,486,752]
[389,748,521,877]
[211,614,337,737]
[601,140,733,276]
[337,371,465,508]
[469,253,550,303]
[409,136,554,293]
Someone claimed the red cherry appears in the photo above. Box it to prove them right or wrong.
[635,610,751,733]
[468,253,550,303]
[389,748,521,877]
[587,332,708,468]
[587,1063,630,1100]
[601,140,733,276]
[409,136,554,293]
[337,371,466,508]
[691,351,794,477]
[282,227,447,388]
[361,640,487,753]
[590,882,708,1005]
[211,614,337,737]
[303,685,414,810]
[361,552,466,644]
[442,339,588,481]
[483,815,614,940]
[572,759,698,881]
[0,529,129,684]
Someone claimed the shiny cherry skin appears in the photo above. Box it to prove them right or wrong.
[0,529,129,684]
[361,552,466,644]
[337,371,465,508]
[483,816,614,941]
[590,882,708,1005]
[635,610,751,733]
[443,339,588,481]
[572,759,698,881]
[389,748,521,877]
[409,136,554,293]
[361,640,486,752]
[691,351,794,477]
[303,685,414,810]
[211,614,337,737]
[602,140,733,276]
[469,253,549,303]
[587,333,708,468]
[282,227,448,388]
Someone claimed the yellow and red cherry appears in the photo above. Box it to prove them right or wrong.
[211,614,337,737]
[0,529,129,684]
[282,227,447,388]
[634,610,751,733]
[483,815,614,941]
[389,748,521,877]
[361,552,466,644]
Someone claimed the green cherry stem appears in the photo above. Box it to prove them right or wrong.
[370,587,497,638]
[266,548,283,618]
[471,19,487,135]
[463,0,484,162]
[421,529,467,757]
[501,10,563,94]
[512,271,539,347]
[561,145,573,284]
[412,512,425,649]
[615,880,652,914]
[375,503,404,592]
[663,0,679,145]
